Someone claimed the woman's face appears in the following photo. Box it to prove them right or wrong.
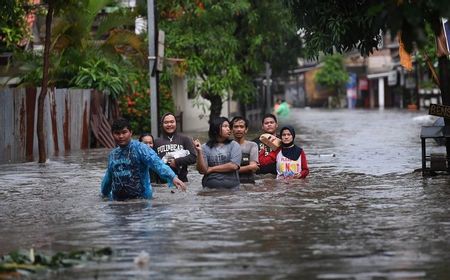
[281,129,293,144]
[141,136,154,148]
[219,121,231,139]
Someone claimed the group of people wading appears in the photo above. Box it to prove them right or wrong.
[101,113,309,200]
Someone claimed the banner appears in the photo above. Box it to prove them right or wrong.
[443,18,450,53]
[437,18,450,57]
[346,73,357,109]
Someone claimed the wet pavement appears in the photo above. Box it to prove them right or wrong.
[0,108,449,279]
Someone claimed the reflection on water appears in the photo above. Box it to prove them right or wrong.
[1,109,449,279]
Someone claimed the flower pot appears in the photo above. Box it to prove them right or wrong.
[407,104,418,111]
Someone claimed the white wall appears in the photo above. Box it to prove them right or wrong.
[171,76,238,132]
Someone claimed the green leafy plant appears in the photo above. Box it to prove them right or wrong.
[119,72,151,133]
[72,56,126,98]
[118,71,175,134]
[0,0,29,50]
[0,247,112,276]
[158,0,303,120]
[315,54,349,92]
[314,54,349,108]
[315,54,349,101]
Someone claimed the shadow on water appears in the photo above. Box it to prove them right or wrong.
[1,109,449,279]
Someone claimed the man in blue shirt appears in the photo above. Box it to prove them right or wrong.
[101,118,186,200]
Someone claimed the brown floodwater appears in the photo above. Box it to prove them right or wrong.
[0,108,449,279]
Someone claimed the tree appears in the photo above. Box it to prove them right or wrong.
[23,0,149,162]
[314,54,349,108]
[37,0,68,163]
[288,0,450,167]
[158,0,302,121]
[35,0,100,163]
[0,0,29,51]
[0,0,64,163]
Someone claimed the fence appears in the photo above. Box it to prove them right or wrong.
[0,88,91,164]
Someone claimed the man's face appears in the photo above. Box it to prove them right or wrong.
[232,120,247,140]
[162,115,177,134]
[113,128,133,147]
[262,117,278,134]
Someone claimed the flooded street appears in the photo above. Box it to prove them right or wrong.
[1,108,449,279]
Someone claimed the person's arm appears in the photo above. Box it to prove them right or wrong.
[293,151,309,179]
[139,143,185,190]
[173,136,197,167]
[258,147,279,166]
[206,141,241,174]
[207,162,239,174]
[194,139,208,174]
[171,176,186,191]
[240,142,259,174]
[239,162,258,174]
[100,156,112,198]
[299,151,309,178]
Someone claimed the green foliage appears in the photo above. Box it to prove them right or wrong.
[159,71,176,115]
[13,47,83,87]
[415,23,439,83]
[158,0,303,119]
[0,0,29,50]
[315,54,349,95]
[51,0,114,51]
[0,247,112,275]
[9,0,162,133]
[0,0,88,50]
[288,0,450,58]
[95,8,137,39]
[8,0,174,133]
[12,0,147,90]
[72,56,127,98]
[118,71,175,134]
[118,72,151,133]
[13,50,44,86]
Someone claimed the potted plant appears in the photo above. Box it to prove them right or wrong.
[407,92,418,110]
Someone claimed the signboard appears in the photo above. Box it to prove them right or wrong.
[156,30,165,72]
[388,71,397,86]
[429,104,450,118]
[358,78,368,91]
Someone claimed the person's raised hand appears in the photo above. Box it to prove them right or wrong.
[193,139,202,151]
[172,177,186,192]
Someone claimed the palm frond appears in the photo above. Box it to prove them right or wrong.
[95,9,137,39]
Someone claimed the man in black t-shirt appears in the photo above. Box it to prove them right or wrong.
[231,116,259,184]
[154,113,197,182]
[253,113,278,175]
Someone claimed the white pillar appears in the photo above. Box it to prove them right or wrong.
[147,0,158,137]
[369,80,375,109]
[378,77,385,109]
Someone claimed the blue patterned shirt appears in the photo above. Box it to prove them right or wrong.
[101,140,176,200]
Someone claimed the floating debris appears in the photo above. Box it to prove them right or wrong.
[0,247,112,276]
[319,153,336,157]
[133,251,150,267]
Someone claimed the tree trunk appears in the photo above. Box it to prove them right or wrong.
[438,56,450,170]
[201,91,223,122]
[37,2,54,163]
[207,94,223,122]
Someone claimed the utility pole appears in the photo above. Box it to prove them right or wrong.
[147,0,158,137]
[264,62,272,115]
